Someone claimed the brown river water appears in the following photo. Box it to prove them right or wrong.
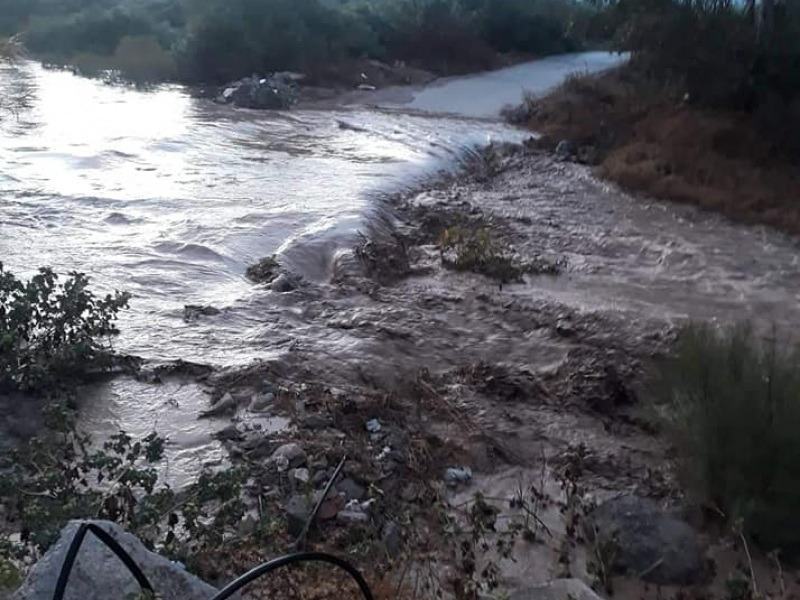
[4,51,799,490]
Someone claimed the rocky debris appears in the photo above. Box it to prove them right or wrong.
[352,232,411,285]
[291,468,310,484]
[337,500,370,524]
[269,273,299,293]
[199,392,237,418]
[12,520,218,600]
[311,470,330,488]
[577,145,599,165]
[302,414,331,430]
[216,73,300,110]
[444,467,473,487]
[336,477,366,501]
[214,424,241,442]
[249,392,274,412]
[270,443,307,470]
[183,304,221,322]
[365,419,382,433]
[587,495,706,585]
[316,493,346,521]
[381,521,403,558]
[245,256,281,284]
[284,494,311,538]
[555,139,577,159]
[336,120,368,132]
[508,578,605,600]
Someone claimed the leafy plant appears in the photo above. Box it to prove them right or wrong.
[652,322,800,555]
[0,405,249,569]
[439,226,561,284]
[0,264,130,393]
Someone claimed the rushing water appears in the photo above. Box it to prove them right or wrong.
[0,52,622,483]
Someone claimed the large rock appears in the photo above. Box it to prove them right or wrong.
[509,578,605,600]
[217,74,298,110]
[587,495,705,585]
[13,520,218,600]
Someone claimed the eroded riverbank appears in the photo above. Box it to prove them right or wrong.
[71,141,799,597]
[5,53,800,598]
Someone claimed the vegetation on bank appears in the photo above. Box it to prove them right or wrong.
[517,0,800,234]
[0,0,603,84]
[653,323,800,556]
[0,265,129,393]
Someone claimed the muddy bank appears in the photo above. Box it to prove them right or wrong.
[8,131,800,597]
[515,67,800,236]
[126,142,800,597]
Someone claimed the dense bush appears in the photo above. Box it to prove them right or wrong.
[604,0,800,147]
[0,264,130,393]
[1,0,598,83]
[653,323,800,554]
[176,0,380,83]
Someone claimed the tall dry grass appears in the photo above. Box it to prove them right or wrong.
[653,323,800,555]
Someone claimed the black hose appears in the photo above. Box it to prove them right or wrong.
[209,551,375,600]
[53,522,374,600]
[52,522,154,600]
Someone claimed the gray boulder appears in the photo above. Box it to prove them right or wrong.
[217,75,297,110]
[12,520,218,600]
[555,139,577,159]
[587,495,705,585]
[509,578,604,600]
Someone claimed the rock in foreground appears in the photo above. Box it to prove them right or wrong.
[588,495,706,585]
[509,578,605,600]
[13,520,218,600]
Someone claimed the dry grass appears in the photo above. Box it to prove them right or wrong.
[524,68,800,235]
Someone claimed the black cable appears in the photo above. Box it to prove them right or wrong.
[53,523,374,600]
[292,454,347,551]
[209,551,375,600]
[52,523,154,600]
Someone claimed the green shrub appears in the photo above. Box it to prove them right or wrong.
[0,264,130,393]
[71,34,178,83]
[653,323,800,554]
[177,0,380,84]
[440,226,528,283]
[0,408,248,560]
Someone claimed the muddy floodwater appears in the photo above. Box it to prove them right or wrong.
[2,49,799,494]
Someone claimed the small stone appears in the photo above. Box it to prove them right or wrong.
[249,392,274,412]
[381,521,403,558]
[312,470,330,488]
[365,419,382,433]
[444,467,473,487]
[238,511,260,536]
[317,494,346,521]
[214,424,241,442]
[269,273,297,293]
[284,495,311,537]
[270,443,306,469]
[336,477,366,501]
[199,392,237,418]
[509,578,605,600]
[183,305,221,322]
[291,468,310,484]
[555,139,576,159]
[310,456,329,470]
[577,145,599,165]
[337,509,369,524]
[303,414,331,430]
